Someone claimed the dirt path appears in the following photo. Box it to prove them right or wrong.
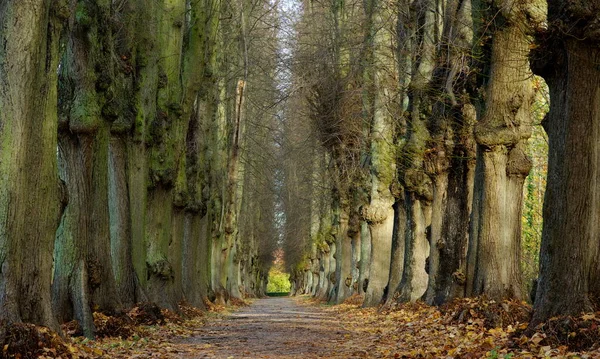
[181,297,357,358]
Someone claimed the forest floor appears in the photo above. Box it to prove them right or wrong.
[21,295,600,358]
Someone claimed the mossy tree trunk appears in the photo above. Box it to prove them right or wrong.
[54,1,127,333]
[396,0,436,303]
[422,0,476,306]
[360,0,398,308]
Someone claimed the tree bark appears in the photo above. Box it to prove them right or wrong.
[531,0,600,323]
[383,199,406,306]
[358,221,372,296]
[361,0,398,308]
[0,0,64,330]
[54,136,95,337]
[333,197,352,304]
[467,0,539,300]
[396,0,436,303]
[423,0,476,305]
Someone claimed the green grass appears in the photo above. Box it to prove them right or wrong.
[266,292,290,297]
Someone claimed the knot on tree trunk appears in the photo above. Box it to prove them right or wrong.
[389,180,404,198]
[148,167,176,188]
[87,259,103,290]
[402,169,433,201]
[347,213,361,237]
[424,143,451,176]
[317,241,330,254]
[147,259,174,281]
[69,92,101,134]
[507,146,532,178]
[51,0,71,21]
[360,203,388,225]
[474,94,532,149]
[173,189,190,208]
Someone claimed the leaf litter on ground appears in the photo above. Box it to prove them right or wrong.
[7,295,600,358]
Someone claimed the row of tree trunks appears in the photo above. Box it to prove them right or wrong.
[290,0,576,320]
[0,0,275,336]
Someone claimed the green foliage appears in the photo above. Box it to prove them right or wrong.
[521,77,549,299]
[267,267,291,293]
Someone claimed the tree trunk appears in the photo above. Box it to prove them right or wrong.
[350,213,362,295]
[467,0,538,300]
[224,80,247,301]
[0,0,64,330]
[396,0,437,303]
[358,221,371,296]
[333,201,352,304]
[109,138,136,308]
[531,0,600,322]
[423,0,476,305]
[54,136,95,337]
[383,199,406,306]
[361,0,397,308]
[53,0,124,321]
[397,193,431,302]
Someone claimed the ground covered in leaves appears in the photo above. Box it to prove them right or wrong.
[325,295,600,358]
[3,296,600,358]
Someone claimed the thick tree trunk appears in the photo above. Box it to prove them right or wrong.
[327,241,337,302]
[53,0,123,323]
[467,0,538,300]
[423,0,475,305]
[317,247,331,299]
[109,138,136,308]
[54,136,95,337]
[181,93,211,307]
[182,212,206,308]
[89,127,124,313]
[143,0,187,310]
[361,0,397,308]
[397,194,431,302]
[0,0,64,330]
[383,200,406,306]
[363,210,394,307]
[145,188,177,309]
[395,0,436,303]
[469,145,530,299]
[224,80,247,301]
[531,0,600,322]
[424,131,475,304]
[128,0,163,303]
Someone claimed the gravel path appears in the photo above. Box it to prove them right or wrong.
[182,297,357,358]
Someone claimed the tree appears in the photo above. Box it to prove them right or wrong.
[361,0,398,307]
[467,0,543,300]
[531,0,600,323]
[0,0,65,331]
[422,0,476,306]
